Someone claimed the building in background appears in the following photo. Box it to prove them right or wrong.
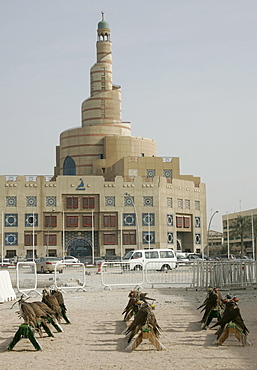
[222,209,256,258]
[0,14,207,261]
[207,230,223,256]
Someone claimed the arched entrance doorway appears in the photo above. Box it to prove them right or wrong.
[66,237,92,263]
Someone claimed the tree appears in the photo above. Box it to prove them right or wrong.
[250,215,257,259]
[230,215,251,256]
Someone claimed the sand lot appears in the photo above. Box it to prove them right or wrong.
[0,286,257,370]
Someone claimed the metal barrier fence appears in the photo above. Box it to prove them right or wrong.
[193,261,257,289]
[100,260,257,289]
[145,262,195,288]
[16,262,40,297]
[54,263,87,292]
[101,262,144,290]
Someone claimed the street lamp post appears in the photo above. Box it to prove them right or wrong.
[207,210,219,257]
[124,192,140,249]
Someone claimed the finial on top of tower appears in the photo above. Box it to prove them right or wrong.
[98,11,109,30]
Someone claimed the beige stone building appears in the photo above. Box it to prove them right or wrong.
[222,209,256,257]
[0,14,207,261]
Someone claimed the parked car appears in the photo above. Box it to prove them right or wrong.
[0,258,15,267]
[104,255,121,262]
[36,257,63,273]
[187,254,202,261]
[176,255,190,266]
[61,256,80,264]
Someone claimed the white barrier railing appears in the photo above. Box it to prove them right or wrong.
[0,270,16,302]
[194,261,257,289]
[145,261,194,288]
[54,263,87,292]
[100,260,257,290]
[101,262,144,290]
[16,262,40,297]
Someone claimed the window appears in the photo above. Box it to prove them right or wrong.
[178,199,183,209]
[167,198,173,208]
[45,215,57,227]
[131,251,142,259]
[185,199,190,209]
[123,231,136,245]
[66,196,79,209]
[83,215,94,227]
[195,234,201,245]
[103,214,116,227]
[24,234,37,246]
[184,217,191,228]
[195,217,201,228]
[145,251,158,259]
[48,249,57,257]
[167,232,174,244]
[83,196,95,209]
[103,233,116,245]
[63,156,76,175]
[44,234,57,246]
[195,200,200,210]
[160,250,174,258]
[6,250,16,258]
[176,216,183,228]
[167,214,173,226]
[66,216,78,227]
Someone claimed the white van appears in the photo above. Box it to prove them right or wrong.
[122,249,177,272]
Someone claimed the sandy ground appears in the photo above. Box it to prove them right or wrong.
[0,286,257,370]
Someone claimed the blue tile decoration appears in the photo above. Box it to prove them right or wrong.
[25,213,38,227]
[143,231,155,244]
[195,233,201,244]
[163,169,172,178]
[123,213,136,226]
[46,196,57,208]
[5,233,18,246]
[195,216,201,228]
[76,178,85,190]
[124,195,135,207]
[6,196,17,207]
[142,213,154,226]
[105,196,115,207]
[146,169,155,178]
[5,214,18,227]
[26,196,37,207]
[167,232,173,244]
[143,196,153,207]
[167,214,173,226]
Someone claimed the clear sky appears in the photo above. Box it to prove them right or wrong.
[1,1,257,231]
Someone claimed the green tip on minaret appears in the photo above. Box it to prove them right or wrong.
[98,11,109,29]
